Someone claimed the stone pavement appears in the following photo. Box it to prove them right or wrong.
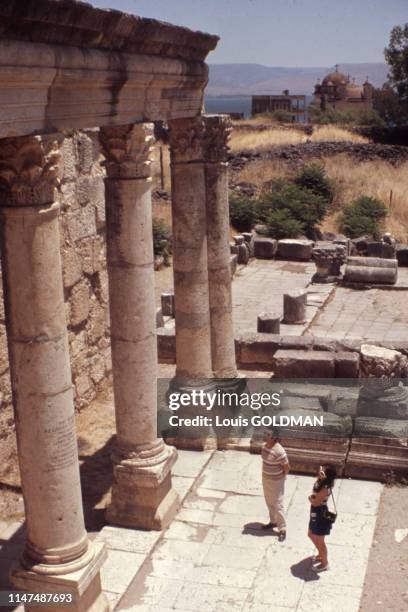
[310,285,408,342]
[231,260,333,336]
[93,450,382,611]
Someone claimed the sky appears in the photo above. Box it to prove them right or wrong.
[89,0,407,67]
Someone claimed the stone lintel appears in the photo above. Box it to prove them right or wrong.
[0,38,210,139]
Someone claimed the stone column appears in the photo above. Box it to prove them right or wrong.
[167,118,216,449]
[168,117,213,383]
[0,134,107,610]
[203,115,238,378]
[100,124,178,529]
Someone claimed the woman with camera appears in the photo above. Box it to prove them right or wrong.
[308,464,337,572]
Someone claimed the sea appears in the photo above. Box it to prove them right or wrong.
[204,95,314,120]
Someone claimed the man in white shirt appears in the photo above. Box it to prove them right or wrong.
[261,429,290,541]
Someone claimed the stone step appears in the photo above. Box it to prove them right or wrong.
[272,349,336,378]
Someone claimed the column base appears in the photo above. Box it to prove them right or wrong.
[107,442,179,530]
[10,542,109,612]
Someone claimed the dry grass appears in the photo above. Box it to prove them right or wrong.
[229,124,369,153]
[310,126,369,143]
[234,154,408,242]
[322,155,408,242]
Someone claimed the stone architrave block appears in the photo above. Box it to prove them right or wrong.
[253,237,277,259]
[272,350,336,378]
[277,239,314,261]
[257,312,280,334]
[161,292,175,317]
[283,290,307,324]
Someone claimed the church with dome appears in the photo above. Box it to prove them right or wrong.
[313,65,374,112]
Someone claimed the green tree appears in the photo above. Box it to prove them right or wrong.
[385,24,408,105]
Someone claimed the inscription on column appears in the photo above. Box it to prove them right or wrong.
[43,415,78,472]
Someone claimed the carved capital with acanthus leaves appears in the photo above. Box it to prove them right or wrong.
[0,134,61,207]
[100,123,154,179]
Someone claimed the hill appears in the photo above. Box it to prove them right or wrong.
[207,63,389,96]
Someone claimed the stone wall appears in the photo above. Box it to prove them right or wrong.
[0,130,112,438]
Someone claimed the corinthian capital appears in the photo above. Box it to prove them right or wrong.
[0,134,61,207]
[169,115,231,163]
[203,114,232,163]
[100,124,154,179]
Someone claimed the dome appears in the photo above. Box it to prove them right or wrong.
[322,71,349,87]
[346,84,363,98]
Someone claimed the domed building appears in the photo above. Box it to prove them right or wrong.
[314,65,374,112]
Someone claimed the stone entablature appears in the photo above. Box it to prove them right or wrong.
[0,1,218,139]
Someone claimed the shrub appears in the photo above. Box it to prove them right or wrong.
[152,218,172,264]
[261,209,304,239]
[294,163,335,203]
[229,192,258,231]
[257,180,330,239]
[271,110,294,123]
[341,196,388,239]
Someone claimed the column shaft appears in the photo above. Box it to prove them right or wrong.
[100,124,178,529]
[204,115,237,378]
[168,117,213,381]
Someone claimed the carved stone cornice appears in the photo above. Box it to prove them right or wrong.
[169,114,232,164]
[0,134,61,206]
[100,124,154,179]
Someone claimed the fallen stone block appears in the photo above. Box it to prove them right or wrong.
[161,292,175,317]
[230,253,238,276]
[237,243,250,264]
[335,352,360,378]
[366,241,396,259]
[277,239,314,261]
[157,328,176,363]
[396,245,408,266]
[283,290,307,324]
[156,308,164,328]
[257,312,280,334]
[253,237,277,259]
[272,350,335,378]
[237,333,281,366]
[242,232,254,257]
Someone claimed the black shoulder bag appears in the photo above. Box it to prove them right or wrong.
[323,489,337,524]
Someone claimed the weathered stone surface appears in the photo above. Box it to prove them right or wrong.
[272,350,336,378]
[157,328,176,363]
[335,352,360,378]
[396,245,408,266]
[283,290,307,324]
[366,241,396,259]
[230,254,238,276]
[237,243,250,264]
[253,237,277,259]
[69,279,91,327]
[237,333,281,366]
[344,256,398,285]
[257,312,280,334]
[161,292,175,317]
[277,239,314,261]
[354,416,408,438]
[156,308,164,328]
[242,232,254,257]
[312,243,346,282]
